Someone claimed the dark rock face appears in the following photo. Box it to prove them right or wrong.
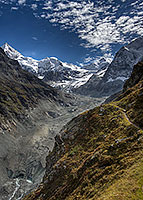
[75,74,123,97]
[123,61,143,91]
[0,47,68,123]
[43,68,81,83]
[103,62,143,104]
[74,74,101,96]
[104,37,143,82]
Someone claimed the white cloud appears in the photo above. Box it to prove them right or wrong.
[1,0,143,56]
[11,6,18,10]
[39,0,143,52]
[32,37,38,40]
[18,0,26,5]
[84,56,95,64]
[31,4,37,10]
[116,16,130,25]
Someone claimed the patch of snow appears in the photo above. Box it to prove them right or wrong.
[107,76,128,83]
[96,68,107,77]
[26,179,33,184]
[124,46,130,51]
[70,74,93,88]
[38,75,44,79]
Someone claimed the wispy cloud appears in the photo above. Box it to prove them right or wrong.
[32,36,38,41]
[11,7,18,10]
[38,0,143,52]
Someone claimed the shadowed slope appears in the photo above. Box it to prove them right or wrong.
[0,47,69,132]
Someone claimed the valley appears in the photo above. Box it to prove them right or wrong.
[0,46,106,200]
[0,36,143,200]
[0,0,143,199]
[23,61,143,200]
[1,95,105,200]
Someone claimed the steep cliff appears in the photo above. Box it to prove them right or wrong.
[76,37,143,97]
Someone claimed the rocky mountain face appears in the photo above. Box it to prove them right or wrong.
[3,37,143,98]
[76,36,143,97]
[23,62,143,200]
[0,47,105,200]
[123,61,143,91]
[0,47,69,124]
[83,57,110,74]
[2,43,93,92]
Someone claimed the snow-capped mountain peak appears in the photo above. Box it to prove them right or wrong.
[74,36,143,97]
[2,43,23,60]
[104,36,143,83]
[2,43,94,92]
[83,57,110,76]
[2,43,39,74]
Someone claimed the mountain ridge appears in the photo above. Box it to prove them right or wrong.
[2,43,111,93]
[0,47,76,199]
[75,36,143,97]
[2,43,94,92]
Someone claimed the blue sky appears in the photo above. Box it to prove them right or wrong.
[0,0,143,65]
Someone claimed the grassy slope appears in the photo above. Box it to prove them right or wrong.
[23,64,143,200]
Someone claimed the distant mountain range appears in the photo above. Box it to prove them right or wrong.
[1,43,91,91]
[2,43,109,92]
[2,36,143,98]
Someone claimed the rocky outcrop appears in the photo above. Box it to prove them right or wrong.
[0,47,70,132]
[123,61,143,91]
[83,57,110,74]
[104,37,143,82]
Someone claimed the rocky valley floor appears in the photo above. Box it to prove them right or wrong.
[0,94,106,200]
